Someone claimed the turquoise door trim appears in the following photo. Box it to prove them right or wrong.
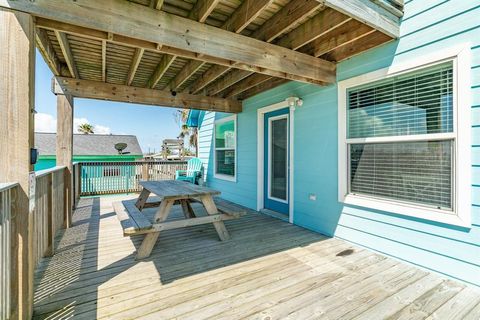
[264,107,290,214]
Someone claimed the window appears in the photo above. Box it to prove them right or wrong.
[214,115,236,181]
[338,46,471,227]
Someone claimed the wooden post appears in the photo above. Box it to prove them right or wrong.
[56,94,74,228]
[0,8,35,319]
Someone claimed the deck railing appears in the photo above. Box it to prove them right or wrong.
[0,182,17,320]
[1,166,69,319]
[78,161,188,196]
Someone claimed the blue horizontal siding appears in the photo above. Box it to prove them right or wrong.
[196,0,480,286]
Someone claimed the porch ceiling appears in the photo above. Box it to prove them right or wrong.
[2,0,403,112]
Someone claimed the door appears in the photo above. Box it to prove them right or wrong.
[264,108,289,215]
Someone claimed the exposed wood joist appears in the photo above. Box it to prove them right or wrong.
[147,54,176,89]
[275,8,351,50]
[54,30,79,78]
[322,30,392,61]
[251,0,323,43]
[207,70,252,96]
[239,78,289,100]
[222,0,274,33]
[317,0,400,38]
[202,0,325,96]
[101,40,106,82]
[168,59,204,91]
[224,74,272,98]
[189,0,221,23]
[35,28,64,76]
[301,20,375,57]
[150,0,164,10]
[52,77,242,113]
[189,65,229,94]
[127,48,144,86]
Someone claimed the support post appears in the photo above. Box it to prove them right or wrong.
[56,94,74,228]
[0,8,35,319]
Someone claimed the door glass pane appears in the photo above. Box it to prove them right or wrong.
[270,118,288,200]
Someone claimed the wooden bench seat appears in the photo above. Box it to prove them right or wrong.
[113,197,247,237]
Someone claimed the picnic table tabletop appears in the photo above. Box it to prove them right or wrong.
[139,180,221,200]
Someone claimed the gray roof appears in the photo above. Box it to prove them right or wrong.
[35,132,143,156]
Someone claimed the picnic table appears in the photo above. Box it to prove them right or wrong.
[113,180,245,259]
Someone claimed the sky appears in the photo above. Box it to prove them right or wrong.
[34,50,183,153]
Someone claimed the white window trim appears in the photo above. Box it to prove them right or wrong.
[338,44,472,228]
[213,114,237,182]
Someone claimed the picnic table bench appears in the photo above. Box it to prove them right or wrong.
[113,180,246,259]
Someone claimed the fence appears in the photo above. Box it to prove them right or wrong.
[78,161,188,196]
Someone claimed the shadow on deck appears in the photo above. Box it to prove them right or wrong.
[32,196,480,319]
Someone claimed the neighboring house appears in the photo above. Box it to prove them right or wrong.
[34,132,143,170]
[190,1,480,287]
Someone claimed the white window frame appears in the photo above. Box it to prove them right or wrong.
[213,114,237,182]
[338,44,472,227]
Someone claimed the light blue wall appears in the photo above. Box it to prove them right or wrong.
[198,0,480,286]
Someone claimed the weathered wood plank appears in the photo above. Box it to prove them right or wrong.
[35,28,63,76]
[147,54,176,88]
[0,0,336,83]
[222,0,274,33]
[139,180,221,201]
[126,47,144,86]
[52,77,242,113]
[168,59,204,91]
[54,31,79,78]
[189,0,221,23]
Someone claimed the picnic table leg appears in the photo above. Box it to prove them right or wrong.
[136,199,174,259]
[201,195,230,241]
[180,199,196,218]
[135,188,150,210]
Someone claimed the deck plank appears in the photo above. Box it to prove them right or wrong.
[32,196,480,320]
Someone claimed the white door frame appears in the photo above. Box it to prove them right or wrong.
[257,97,299,224]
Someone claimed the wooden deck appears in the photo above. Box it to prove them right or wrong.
[33,196,480,319]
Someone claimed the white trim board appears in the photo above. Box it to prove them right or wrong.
[257,97,299,224]
[337,44,472,228]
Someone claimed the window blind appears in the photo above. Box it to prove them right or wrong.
[347,62,453,138]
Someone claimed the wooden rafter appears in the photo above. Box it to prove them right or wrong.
[53,77,242,113]
[222,0,274,33]
[251,0,323,43]
[54,30,78,78]
[189,65,229,94]
[168,60,204,91]
[147,54,176,89]
[189,0,221,23]
[207,70,252,96]
[35,28,63,76]
[302,20,375,57]
[150,0,164,10]
[101,40,107,82]
[127,48,144,86]
[224,74,272,98]
[275,8,351,50]
[34,16,334,85]
[317,0,400,38]
[239,78,289,100]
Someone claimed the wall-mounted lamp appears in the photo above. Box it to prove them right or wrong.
[286,96,303,108]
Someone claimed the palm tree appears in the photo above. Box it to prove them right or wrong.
[78,123,94,134]
[175,109,198,156]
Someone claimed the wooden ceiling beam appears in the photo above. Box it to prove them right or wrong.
[147,54,176,89]
[35,28,64,76]
[127,47,144,86]
[322,30,392,61]
[54,30,79,78]
[150,0,164,10]
[189,65,229,94]
[275,8,351,50]
[168,60,204,91]
[35,17,332,85]
[189,0,221,23]
[52,77,242,113]
[239,78,289,100]
[222,0,274,33]
[101,40,107,82]
[302,20,375,57]
[207,70,252,96]
[224,74,272,98]
[0,0,336,83]
[316,0,400,38]
[251,0,323,43]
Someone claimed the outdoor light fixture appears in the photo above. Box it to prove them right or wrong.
[286,96,303,107]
